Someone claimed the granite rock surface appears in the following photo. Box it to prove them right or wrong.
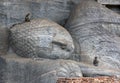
[66,0,120,70]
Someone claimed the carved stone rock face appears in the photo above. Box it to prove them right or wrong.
[0,0,81,26]
[98,0,120,5]
[10,19,74,59]
[66,0,120,70]
[0,55,83,83]
[0,26,8,55]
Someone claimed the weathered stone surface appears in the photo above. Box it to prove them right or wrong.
[0,56,6,83]
[10,19,74,59]
[78,62,120,78]
[66,0,120,70]
[0,26,9,55]
[1,0,120,83]
[97,0,120,14]
[1,54,120,83]
[98,0,120,5]
[0,0,81,26]
[105,5,120,14]
[0,54,82,83]
[0,3,9,54]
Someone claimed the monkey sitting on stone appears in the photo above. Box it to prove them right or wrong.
[10,13,31,28]
[93,56,99,66]
[25,13,31,22]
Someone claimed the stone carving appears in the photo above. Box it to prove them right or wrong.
[98,0,120,5]
[0,54,83,83]
[10,18,74,59]
[0,0,120,83]
[66,0,120,71]
[0,54,120,83]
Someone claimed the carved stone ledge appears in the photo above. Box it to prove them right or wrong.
[98,0,120,5]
